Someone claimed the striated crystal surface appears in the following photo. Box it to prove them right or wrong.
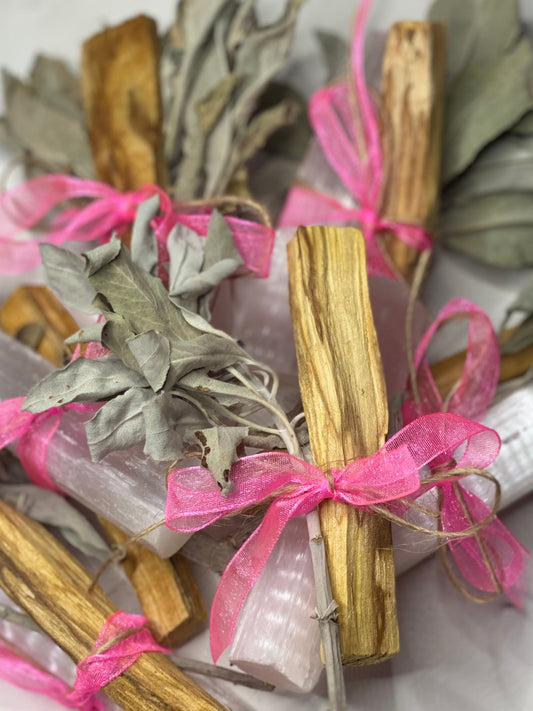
[229,517,322,693]
[0,331,187,557]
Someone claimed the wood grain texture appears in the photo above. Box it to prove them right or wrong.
[0,286,78,367]
[99,519,207,648]
[380,21,446,281]
[0,501,224,711]
[287,225,398,665]
[81,15,166,193]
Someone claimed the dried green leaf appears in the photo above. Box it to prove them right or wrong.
[23,355,147,413]
[505,276,533,316]
[443,135,533,207]
[40,244,98,314]
[168,334,248,385]
[65,322,105,346]
[235,99,300,169]
[99,310,140,373]
[2,70,94,178]
[86,238,199,341]
[0,483,109,559]
[191,425,249,494]
[501,315,533,355]
[196,73,243,134]
[316,30,349,83]
[127,331,171,392]
[142,393,192,461]
[226,0,257,56]
[29,54,83,118]
[130,195,159,276]
[85,387,152,461]
[442,36,533,183]
[164,0,235,164]
[512,111,533,136]
[438,193,533,268]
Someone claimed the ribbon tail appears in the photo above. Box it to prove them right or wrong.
[279,185,359,228]
[18,411,63,493]
[210,494,311,662]
[442,484,530,608]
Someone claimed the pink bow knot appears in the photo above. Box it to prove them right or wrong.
[165,412,500,661]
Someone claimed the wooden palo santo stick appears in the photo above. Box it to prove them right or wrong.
[81,15,166,193]
[288,225,397,665]
[380,21,446,282]
[0,500,224,711]
[99,518,206,647]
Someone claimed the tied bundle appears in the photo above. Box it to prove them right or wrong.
[164,410,526,662]
[279,0,433,278]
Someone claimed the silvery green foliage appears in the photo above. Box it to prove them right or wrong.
[27,200,295,494]
[431,0,533,268]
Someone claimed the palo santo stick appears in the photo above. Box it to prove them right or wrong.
[81,15,166,193]
[430,327,533,397]
[0,286,77,367]
[0,500,224,711]
[288,225,397,665]
[380,21,446,281]
[99,518,206,647]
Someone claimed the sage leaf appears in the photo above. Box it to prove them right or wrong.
[0,483,109,559]
[100,311,140,373]
[85,387,152,461]
[191,426,249,494]
[505,276,533,317]
[168,334,248,384]
[127,331,171,392]
[29,54,83,118]
[316,30,349,82]
[65,322,105,345]
[23,355,147,413]
[443,135,533,207]
[437,193,533,268]
[86,238,199,341]
[196,73,243,134]
[40,244,98,314]
[84,236,122,276]
[512,111,533,136]
[130,195,160,276]
[428,0,477,80]
[142,393,192,461]
[2,70,94,178]
[226,0,256,56]
[442,36,533,182]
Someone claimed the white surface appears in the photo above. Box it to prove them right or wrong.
[1,1,533,710]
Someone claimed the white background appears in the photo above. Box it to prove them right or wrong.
[1,1,533,710]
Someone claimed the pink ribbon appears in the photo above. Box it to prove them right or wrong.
[279,0,431,277]
[404,298,500,422]
[165,412,500,661]
[0,639,104,711]
[0,396,98,492]
[403,299,528,606]
[0,175,274,277]
[68,611,169,708]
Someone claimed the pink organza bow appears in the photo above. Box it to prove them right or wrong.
[403,299,529,606]
[279,0,431,278]
[0,175,274,277]
[68,611,169,708]
[0,639,104,711]
[0,396,98,492]
[165,412,500,661]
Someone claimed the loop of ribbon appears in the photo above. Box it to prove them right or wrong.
[67,611,169,708]
[0,396,98,492]
[403,299,529,607]
[279,0,432,278]
[0,175,275,278]
[164,412,501,661]
[0,639,104,711]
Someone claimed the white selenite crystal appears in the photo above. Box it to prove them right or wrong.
[0,331,188,557]
[229,517,322,693]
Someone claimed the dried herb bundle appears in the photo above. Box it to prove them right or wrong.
[24,198,307,495]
